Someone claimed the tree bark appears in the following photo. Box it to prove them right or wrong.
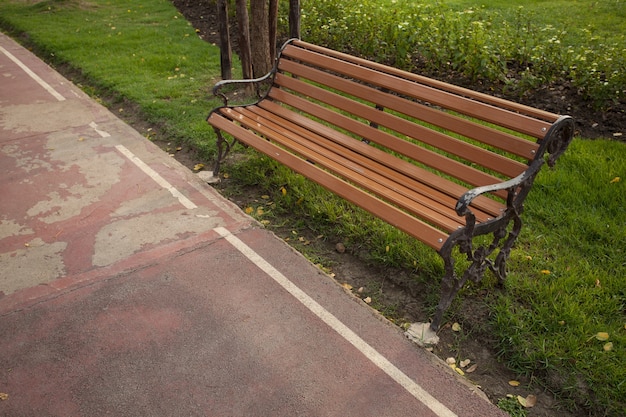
[235,0,253,80]
[216,0,232,80]
[250,0,271,77]
[268,0,278,62]
[289,0,300,39]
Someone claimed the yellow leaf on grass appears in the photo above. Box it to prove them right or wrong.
[245,207,253,214]
[609,176,620,184]
[596,332,610,341]
[508,380,521,387]
[451,322,462,332]
[341,283,353,290]
[281,187,287,195]
[540,269,551,275]
[603,342,613,351]
[193,163,204,171]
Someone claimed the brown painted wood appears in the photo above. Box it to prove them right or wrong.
[288,40,559,123]
[267,86,512,200]
[272,71,529,179]
[209,111,449,250]
[233,105,502,228]
[277,59,539,160]
[281,43,553,138]
[256,98,507,215]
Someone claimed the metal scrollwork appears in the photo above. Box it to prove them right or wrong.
[430,116,575,331]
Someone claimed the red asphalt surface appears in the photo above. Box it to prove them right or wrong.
[0,32,507,416]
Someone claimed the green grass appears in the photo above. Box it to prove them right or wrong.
[1,0,625,415]
[0,0,226,158]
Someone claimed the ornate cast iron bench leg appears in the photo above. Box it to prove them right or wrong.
[430,207,524,332]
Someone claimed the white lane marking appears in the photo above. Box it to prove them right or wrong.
[89,121,111,138]
[214,226,458,417]
[0,45,66,102]
[115,144,198,210]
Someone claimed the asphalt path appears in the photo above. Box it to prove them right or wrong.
[0,31,507,417]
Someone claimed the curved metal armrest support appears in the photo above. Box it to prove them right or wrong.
[455,159,544,216]
[212,71,276,106]
[456,115,575,217]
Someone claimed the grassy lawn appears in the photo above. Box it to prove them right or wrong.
[1,0,624,415]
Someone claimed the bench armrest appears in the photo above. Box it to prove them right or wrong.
[456,115,575,217]
[212,71,275,106]
[455,159,544,216]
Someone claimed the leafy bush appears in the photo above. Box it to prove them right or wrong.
[299,0,625,108]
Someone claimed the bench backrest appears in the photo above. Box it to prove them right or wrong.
[269,40,561,202]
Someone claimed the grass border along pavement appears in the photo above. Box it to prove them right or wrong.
[0,0,225,160]
[1,1,625,415]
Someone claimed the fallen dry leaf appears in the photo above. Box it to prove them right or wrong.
[0,392,7,401]
[517,394,537,408]
[603,342,613,351]
[508,380,521,387]
[466,364,478,373]
[451,322,461,332]
[363,296,372,304]
[341,283,353,290]
[459,359,471,368]
[193,163,204,171]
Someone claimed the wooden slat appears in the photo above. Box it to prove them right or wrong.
[228,106,466,231]
[257,99,506,217]
[278,59,539,160]
[208,111,449,250]
[288,40,560,123]
[273,73,528,179]
[267,86,512,200]
[240,105,502,225]
[281,43,553,138]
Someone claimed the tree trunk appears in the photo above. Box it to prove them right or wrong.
[235,0,253,80]
[250,0,271,77]
[268,0,278,62]
[216,0,232,80]
[289,0,300,39]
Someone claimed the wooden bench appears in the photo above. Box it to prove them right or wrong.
[207,39,575,331]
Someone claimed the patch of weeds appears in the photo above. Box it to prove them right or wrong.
[497,396,528,417]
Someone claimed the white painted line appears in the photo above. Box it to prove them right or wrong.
[214,226,458,417]
[115,144,198,210]
[0,45,66,102]
[89,121,111,138]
